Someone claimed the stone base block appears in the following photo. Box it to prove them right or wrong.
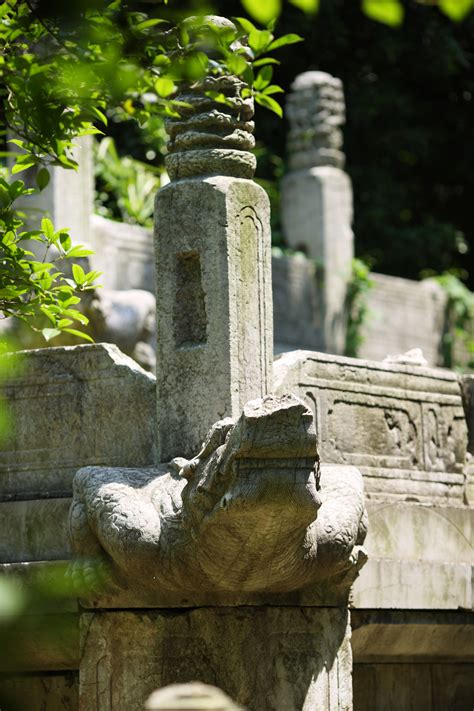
[79,607,352,711]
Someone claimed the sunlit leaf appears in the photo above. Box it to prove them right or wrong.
[255,93,283,117]
[267,33,303,51]
[439,0,474,21]
[362,0,404,26]
[42,327,62,341]
[289,0,320,13]
[240,0,281,26]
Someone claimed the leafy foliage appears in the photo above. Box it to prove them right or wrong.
[431,272,474,369]
[0,1,302,343]
[344,258,374,358]
[94,137,163,227]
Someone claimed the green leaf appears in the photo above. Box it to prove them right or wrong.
[267,34,303,51]
[254,66,273,90]
[248,29,273,54]
[42,327,62,341]
[36,168,50,191]
[64,328,94,343]
[255,93,283,117]
[289,0,319,12]
[439,0,474,21]
[65,245,95,258]
[226,54,249,76]
[362,0,404,26]
[135,18,166,31]
[240,0,281,25]
[234,17,259,34]
[72,263,86,285]
[11,160,37,175]
[155,77,175,98]
[252,57,280,67]
[41,218,54,240]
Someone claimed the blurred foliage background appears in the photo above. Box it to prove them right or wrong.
[97,0,474,289]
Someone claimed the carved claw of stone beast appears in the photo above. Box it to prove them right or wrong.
[69,394,367,595]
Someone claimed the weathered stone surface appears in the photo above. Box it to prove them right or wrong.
[281,168,353,354]
[359,273,447,366]
[0,344,155,501]
[272,253,323,353]
[282,72,352,355]
[154,177,273,460]
[70,394,367,602]
[286,71,346,171]
[0,672,79,710]
[351,610,474,662]
[274,350,468,503]
[165,70,255,181]
[145,683,242,710]
[352,558,472,610]
[79,607,352,711]
[90,215,155,293]
[353,662,474,711]
[0,498,71,563]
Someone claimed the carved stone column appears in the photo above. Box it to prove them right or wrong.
[73,24,366,711]
[281,71,354,355]
[154,69,273,461]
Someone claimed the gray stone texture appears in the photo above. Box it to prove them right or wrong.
[286,71,346,171]
[272,253,323,353]
[359,273,447,366]
[274,350,467,504]
[353,662,474,711]
[281,170,353,356]
[90,215,155,293]
[0,344,155,501]
[79,607,352,711]
[154,177,273,461]
[282,72,353,355]
[69,395,366,605]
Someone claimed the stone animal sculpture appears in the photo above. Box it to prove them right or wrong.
[69,394,367,595]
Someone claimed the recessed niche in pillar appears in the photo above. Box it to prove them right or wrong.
[174,250,207,348]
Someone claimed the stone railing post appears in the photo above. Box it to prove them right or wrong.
[154,36,273,460]
[281,71,354,354]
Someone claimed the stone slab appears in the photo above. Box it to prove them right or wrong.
[0,672,79,710]
[351,558,472,610]
[154,177,273,461]
[281,167,353,355]
[272,253,323,352]
[359,273,446,367]
[0,344,156,501]
[79,607,352,711]
[274,350,467,503]
[363,501,474,564]
[90,215,155,293]
[351,610,474,662]
[353,662,474,711]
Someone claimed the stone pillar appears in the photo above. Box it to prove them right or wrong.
[154,71,273,460]
[11,136,94,245]
[281,71,354,354]
[80,607,353,711]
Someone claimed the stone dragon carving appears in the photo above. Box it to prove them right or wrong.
[69,394,367,596]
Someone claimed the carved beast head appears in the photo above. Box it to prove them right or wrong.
[172,394,321,591]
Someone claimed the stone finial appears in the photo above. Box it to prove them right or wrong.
[145,682,243,710]
[165,17,256,181]
[286,70,346,170]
